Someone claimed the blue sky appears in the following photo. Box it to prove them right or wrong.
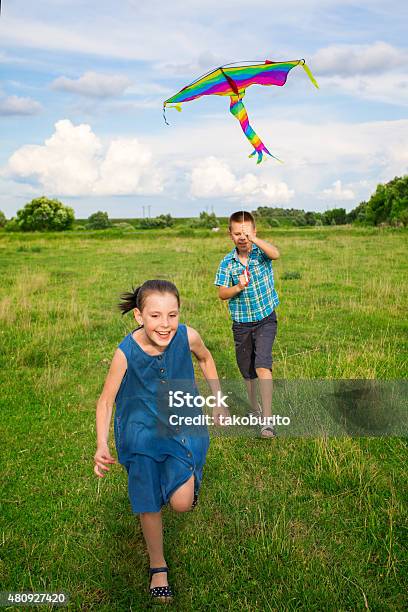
[0,0,407,218]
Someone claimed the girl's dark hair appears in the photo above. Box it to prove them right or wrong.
[118,279,180,315]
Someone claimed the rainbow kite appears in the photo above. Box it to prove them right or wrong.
[164,59,318,163]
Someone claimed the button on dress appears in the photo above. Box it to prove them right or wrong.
[114,324,210,513]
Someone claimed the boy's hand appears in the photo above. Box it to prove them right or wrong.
[243,227,256,243]
[94,445,116,478]
[213,405,230,426]
[238,274,248,289]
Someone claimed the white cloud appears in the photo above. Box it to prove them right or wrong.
[139,114,408,212]
[313,42,408,76]
[190,156,294,203]
[109,99,163,112]
[2,115,407,215]
[155,51,228,77]
[51,71,131,98]
[1,1,406,70]
[4,119,163,196]
[320,180,355,201]
[0,14,214,63]
[97,139,162,196]
[126,82,171,96]
[0,3,341,66]
[0,51,27,65]
[0,95,42,116]
[311,42,408,105]
[318,72,408,106]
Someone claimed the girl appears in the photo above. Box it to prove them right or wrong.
[94,279,226,603]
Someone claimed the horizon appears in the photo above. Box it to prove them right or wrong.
[1,1,407,218]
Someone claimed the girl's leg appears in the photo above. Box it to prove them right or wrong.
[169,474,194,512]
[139,511,168,588]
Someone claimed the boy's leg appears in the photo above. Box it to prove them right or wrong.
[139,511,169,588]
[256,368,275,437]
[232,321,259,414]
[244,378,261,415]
[256,368,273,420]
[254,312,278,435]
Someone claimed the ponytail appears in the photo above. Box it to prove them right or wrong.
[118,280,180,315]
[118,286,140,315]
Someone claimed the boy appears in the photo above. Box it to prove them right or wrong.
[214,211,280,438]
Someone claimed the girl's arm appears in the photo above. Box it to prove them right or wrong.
[187,326,229,424]
[94,348,127,478]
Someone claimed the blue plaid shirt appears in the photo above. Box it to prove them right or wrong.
[214,244,279,322]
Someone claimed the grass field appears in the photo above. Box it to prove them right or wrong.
[0,225,407,611]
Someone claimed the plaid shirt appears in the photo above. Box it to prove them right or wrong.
[214,244,279,322]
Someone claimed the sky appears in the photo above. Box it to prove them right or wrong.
[0,0,407,218]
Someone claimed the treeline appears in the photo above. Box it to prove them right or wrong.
[0,198,220,232]
[253,206,346,227]
[1,176,406,232]
[253,175,408,227]
[349,175,408,226]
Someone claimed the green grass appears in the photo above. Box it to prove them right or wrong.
[0,226,407,610]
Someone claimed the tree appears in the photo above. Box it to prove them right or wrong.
[0,210,6,228]
[87,211,112,229]
[364,184,389,225]
[322,208,347,225]
[389,176,408,225]
[193,211,219,229]
[13,197,75,231]
[5,218,20,232]
[398,209,408,226]
[350,175,408,226]
[293,214,307,226]
[347,201,367,224]
[305,211,317,226]
[139,214,174,229]
[253,206,306,219]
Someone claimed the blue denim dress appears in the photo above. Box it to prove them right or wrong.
[114,324,210,513]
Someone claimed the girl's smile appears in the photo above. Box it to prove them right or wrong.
[134,292,180,353]
[154,329,173,343]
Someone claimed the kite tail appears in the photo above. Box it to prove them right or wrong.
[300,60,319,89]
[229,94,282,164]
[162,103,183,126]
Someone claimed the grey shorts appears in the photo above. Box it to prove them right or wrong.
[232,310,278,380]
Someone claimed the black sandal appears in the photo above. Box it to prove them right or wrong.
[149,566,173,603]
[191,492,198,510]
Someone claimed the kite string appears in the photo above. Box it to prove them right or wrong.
[241,210,250,286]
